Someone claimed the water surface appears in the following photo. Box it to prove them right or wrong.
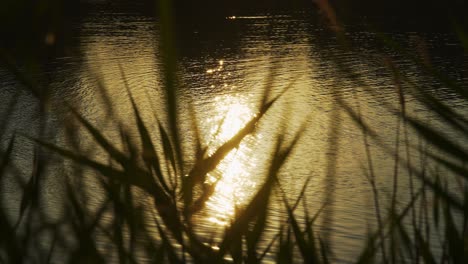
[1,8,466,262]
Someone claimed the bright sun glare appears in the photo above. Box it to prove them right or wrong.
[203,95,259,226]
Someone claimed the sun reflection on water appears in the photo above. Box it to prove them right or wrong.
[202,94,260,226]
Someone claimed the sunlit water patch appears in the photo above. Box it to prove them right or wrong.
[201,93,260,225]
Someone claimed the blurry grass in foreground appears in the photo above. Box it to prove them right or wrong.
[1,1,468,263]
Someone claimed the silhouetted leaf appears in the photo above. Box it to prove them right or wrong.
[0,135,15,177]
[276,228,293,264]
[415,228,437,264]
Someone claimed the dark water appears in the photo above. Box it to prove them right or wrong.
[1,7,467,262]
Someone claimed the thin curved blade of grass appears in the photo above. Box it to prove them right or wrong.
[121,186,141,263]
[259,177,323,262]
[90,68,116,119]
[355,231,377,264]
[155,219,183,264]
[187,103,207,161]
[336,97,379,139]
[342,98,465,211]
[58,106,174,204]
[305,198,329,262]
[68,107,129,165]
[376,32,467,100]
[45,229,58,264]
[0,136,21,263]
[397,72,468,133]
[217,139,282,257]
[228,215,243,264]
[158,122,178,183]
[258,181,313,263]
[157,0,184,175]
[120,127,140,166]
[341,92,466,211]
[0,91,19,139]
[415,228,437,264]
[406,116,468,161]
[65,182,105,264]
[31,136,186,243]
[218,131,302,258]
[407,83,468,132]
[433,174,442,227]
[124,85,172,195]
[217,164,276,258]
[16,147,41,228]
[246,149,306,262]
[395,216,415,261]
[417,172,463,211]
[30,137,156,194]
[444,205,465,263]
[0,135,15,177]
[309,203,327,228]
[276,228,293,264]
[280,189,320,263]
[428,153,468,181]
[356,187,424,263]
[376,51,468,138]
[119,65,172,191]
[245,188,269,263]
[0,50,42,98]
[319,236,330,264]
[103,182,128,262]
[259,59,279,108]
[257,230,279,262]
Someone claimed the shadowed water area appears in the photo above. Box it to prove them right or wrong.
[1,5,467,263]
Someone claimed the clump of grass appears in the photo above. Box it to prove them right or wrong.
[315,1,468,263]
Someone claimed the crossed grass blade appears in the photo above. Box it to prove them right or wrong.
[187,103,208,162]
[154,219,183,264]
[120,68,173,196]
[414,227,437,264]
[28,133,187,244]
[395,215,415,262]
[245,178,270,263]
[28,136,152,194]
[355,186,424,263]
[443,203,466,263]
[339,97,466,213]
[375,31,467,100]
[406,116,468,161]
[183,84,293,215]
[15,146,41,229]
[279,186,321,264]
[0,135,15,176]
[217,136,289,258]
[157,122,178,189]
[0,136,23,264]
[276,228,293,264]
[0,50,43,98]
[64,180,106,264]
[157,0,184,175]
[217,127,304,261]
[0,90,20,140]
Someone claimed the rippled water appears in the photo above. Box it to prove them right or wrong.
[1,8,467,262]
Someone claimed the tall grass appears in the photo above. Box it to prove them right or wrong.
[1,0,468,263]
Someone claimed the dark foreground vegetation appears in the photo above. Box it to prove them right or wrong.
[1,0,468,263]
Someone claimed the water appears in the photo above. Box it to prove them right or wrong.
[1,7,467,262]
